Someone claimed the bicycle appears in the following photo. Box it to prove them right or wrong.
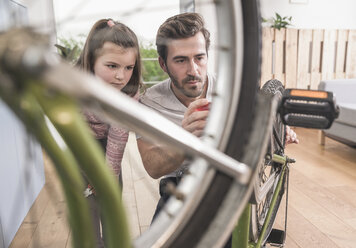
[0,1,339,247]
[243,78,338,248]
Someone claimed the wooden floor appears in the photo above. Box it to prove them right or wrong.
[9,128,356,248]
[9,133,160,248]
[273,128,356,248]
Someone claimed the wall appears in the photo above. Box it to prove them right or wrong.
[52,0,180,43]
[260,0,356,29]
[0,102,45,248]
[260,27,356,88]
[21,0,57,44]
[0,0,56,247]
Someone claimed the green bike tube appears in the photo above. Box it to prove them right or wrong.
[31,83,131,248]
[255,155,287,248]
[232,204,251,248]
[0,87,96,247]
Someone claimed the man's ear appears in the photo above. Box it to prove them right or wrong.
[159,57,168,73]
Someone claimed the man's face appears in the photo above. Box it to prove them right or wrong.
[161,32,208,100]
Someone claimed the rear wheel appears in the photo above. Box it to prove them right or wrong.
[250,79,286,244]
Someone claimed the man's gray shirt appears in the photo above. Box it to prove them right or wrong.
[139,74,215,177]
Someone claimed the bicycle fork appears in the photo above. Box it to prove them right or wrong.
[232,154,295,248]
[259,154,295,248]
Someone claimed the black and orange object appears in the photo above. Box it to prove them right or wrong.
[279,89,339,129]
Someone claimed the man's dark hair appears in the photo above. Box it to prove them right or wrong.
[156,12,210,62]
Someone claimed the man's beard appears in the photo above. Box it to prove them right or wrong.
[167,68,205,98]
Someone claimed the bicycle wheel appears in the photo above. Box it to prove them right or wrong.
[250,79,287,244]
[0,0,275,247]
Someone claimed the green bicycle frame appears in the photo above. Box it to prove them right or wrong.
[232,154,288,248]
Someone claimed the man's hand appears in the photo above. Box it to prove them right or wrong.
[182,99,210,137]
[285,126,299,145]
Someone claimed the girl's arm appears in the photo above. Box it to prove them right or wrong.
[106,126,129,178]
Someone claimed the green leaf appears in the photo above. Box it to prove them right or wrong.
[267,13,293,30]
[68,46,79,61]
[55,44,69,57]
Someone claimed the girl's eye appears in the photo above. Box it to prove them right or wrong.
[107,64,117,69]
[126,66,134,71]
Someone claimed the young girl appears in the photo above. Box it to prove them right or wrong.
[76,18,142,247]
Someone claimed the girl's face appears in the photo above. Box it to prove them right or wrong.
[94,42,136,91]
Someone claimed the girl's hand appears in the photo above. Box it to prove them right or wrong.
[285,126,299,145]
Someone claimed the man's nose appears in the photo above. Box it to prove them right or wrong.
[187,60,199,76]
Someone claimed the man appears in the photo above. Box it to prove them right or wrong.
[138,12,212,179]
[137,12,212,220]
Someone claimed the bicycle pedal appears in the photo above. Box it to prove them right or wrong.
[279,89,339,129]
[266,229,285,247]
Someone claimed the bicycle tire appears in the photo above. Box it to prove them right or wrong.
[136,0,266,247]
[250,79,287,244]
